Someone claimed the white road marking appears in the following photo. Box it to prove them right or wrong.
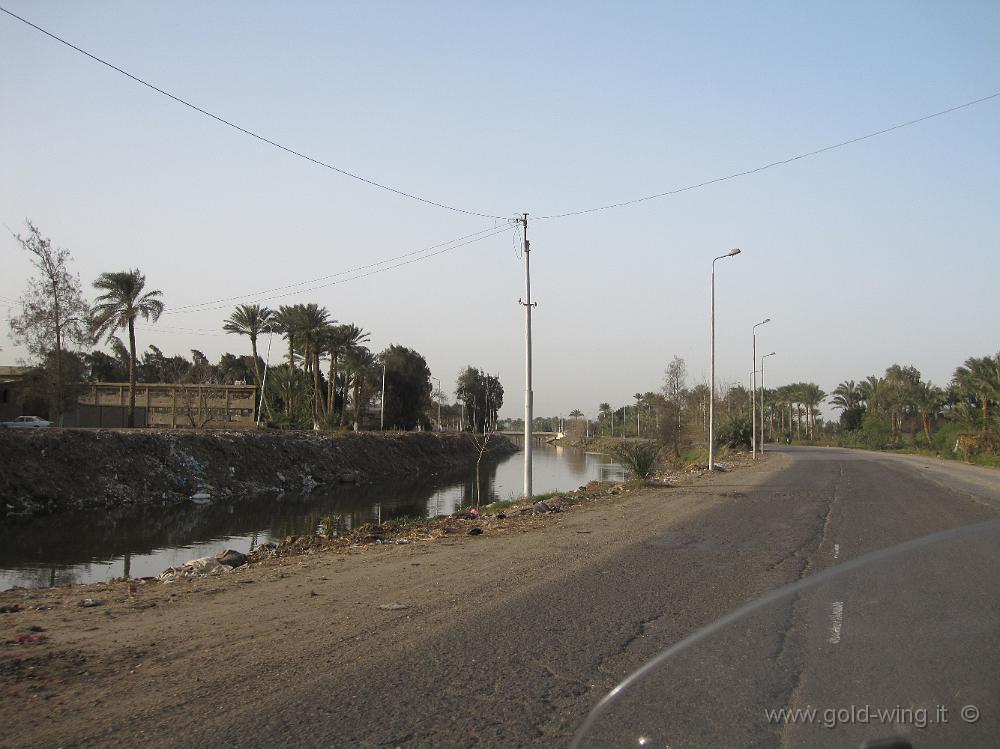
[833,543,840,559]
[829,601,844,644]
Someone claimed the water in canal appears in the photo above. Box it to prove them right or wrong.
[0,445,622,589]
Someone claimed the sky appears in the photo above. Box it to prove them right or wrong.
[1,1,998,420]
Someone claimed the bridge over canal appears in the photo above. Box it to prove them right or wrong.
[500,431,564,447]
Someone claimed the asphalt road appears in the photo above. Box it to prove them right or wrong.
[164,446,1000,749]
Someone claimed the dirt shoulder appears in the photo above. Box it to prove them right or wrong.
[0,452,787,749]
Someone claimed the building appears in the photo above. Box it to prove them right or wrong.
[75,382,258,429]
[0,366,37,422]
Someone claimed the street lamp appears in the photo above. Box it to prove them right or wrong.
[761,352,776,450]
[432,376,441,431]
[709,248,741,470]
[751,317,771,460]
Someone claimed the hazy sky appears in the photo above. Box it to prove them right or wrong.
[2,1,998,419]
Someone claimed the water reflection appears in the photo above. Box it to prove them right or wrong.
[0,445,617,589]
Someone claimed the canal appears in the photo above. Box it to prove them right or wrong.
[0,444,622,589]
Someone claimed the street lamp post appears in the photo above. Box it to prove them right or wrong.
[710,248,741,470]
[751,318,771,460]
[761,352,776,450]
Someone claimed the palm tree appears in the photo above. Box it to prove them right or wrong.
[954,354,1000,435]
[270,305,307,416]
[830,380,862,412]
[324,323,370,418]
[222,304,273,387]
[800,383,826,440]
[295,304,332,425]
[90,269,164,427]
[263,363,305,419]
[859,375,886,416]
[597,402,612,436]
[344,346,376,430]
[914,381,946,447]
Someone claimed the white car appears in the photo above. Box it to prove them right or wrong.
[1,415,52,428]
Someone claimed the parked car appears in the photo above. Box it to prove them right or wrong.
[0,415,52,428]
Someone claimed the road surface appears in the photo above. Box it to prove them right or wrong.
[4,446,999,748]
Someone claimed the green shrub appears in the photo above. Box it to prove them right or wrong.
[933,421,976,456]
[715,415,752,450]
[612,440,662,480]
[858,414,890,449]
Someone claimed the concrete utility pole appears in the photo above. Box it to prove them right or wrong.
[751,318,771,459]
[518,213,536,498]
[710,248,741,470]
[761,352,776,450]
[380,362,386,431]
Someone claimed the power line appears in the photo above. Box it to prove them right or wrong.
[536,92,1000,220]
[0,5,507,221]
[166,222,513,314]
[135,324,226,337]
[5,6,994,230]
[166,223,515,315]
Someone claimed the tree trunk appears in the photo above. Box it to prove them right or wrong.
[341,373,353,427]
[983,400,990,435]
[286,336,295,415]
[327,351,337,418]
[312,348,322,427]
[127,318,137,428]
[51,274,63,423]
[923,415,934,447]
[250,335,261,386]
[353,379,363,431]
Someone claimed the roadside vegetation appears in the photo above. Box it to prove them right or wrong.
[500,350,1000,475]
[6,220,503,433]
[822,357,1000,467]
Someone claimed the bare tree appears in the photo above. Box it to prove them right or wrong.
[8,221,90,422]
[469,388,501,508]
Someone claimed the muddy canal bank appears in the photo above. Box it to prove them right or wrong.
[1,430,516,517]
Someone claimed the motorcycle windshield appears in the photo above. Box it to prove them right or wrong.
[571,520,1000,749]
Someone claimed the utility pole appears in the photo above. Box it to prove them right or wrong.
[518,213,535,498]
[380,362,386,431]
[751,318,770,459]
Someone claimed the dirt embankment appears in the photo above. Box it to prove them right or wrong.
[0,430,516,517]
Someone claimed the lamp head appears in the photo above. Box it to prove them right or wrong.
[729,248,741,256]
